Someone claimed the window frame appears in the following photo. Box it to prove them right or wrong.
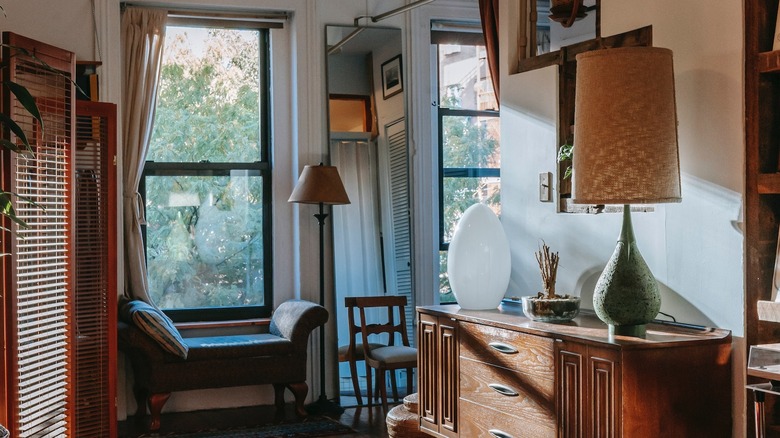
[140,24,274,322]
[437,107,500,251]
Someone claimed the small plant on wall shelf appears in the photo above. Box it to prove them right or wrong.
[558,143,574,179]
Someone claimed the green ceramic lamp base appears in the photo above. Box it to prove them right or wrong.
[609,323,647,338]
[593,205,661,339]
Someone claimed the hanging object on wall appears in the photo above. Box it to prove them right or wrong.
[447,203,511,310]
[549,0,589,28]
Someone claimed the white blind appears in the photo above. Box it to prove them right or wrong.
[3,32,75,438]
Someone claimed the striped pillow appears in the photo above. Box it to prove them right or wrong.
[122,300,189,359]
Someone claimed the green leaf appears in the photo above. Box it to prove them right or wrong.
[0,138,22,153]
[557,144,574,162]
[0,193,28,228]
[0,112,31,153]
[5,81,43,130]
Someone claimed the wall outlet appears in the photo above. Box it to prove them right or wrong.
[539,172,552,202]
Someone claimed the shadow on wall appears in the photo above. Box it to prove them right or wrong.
[575,268,716,327]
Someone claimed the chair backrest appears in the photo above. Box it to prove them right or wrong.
[345,295,411,352]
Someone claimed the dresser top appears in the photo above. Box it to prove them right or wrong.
[418,303,731,348]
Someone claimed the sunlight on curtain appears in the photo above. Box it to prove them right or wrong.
[331,136,385,344]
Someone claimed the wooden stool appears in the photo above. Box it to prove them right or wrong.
[386,393,427,438]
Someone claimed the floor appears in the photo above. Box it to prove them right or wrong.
[118,398,393,438]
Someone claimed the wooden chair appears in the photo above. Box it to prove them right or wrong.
[338,298,386,405]
[348,295,416,411]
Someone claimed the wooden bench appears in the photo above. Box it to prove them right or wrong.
[118,299,327,431]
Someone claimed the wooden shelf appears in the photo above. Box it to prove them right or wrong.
[759,50,780,73]
[757,173,780,194]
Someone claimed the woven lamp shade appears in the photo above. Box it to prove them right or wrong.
[288,164,351,205]
[572,47,681,205]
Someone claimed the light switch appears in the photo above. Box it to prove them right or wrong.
[539,172,552,202]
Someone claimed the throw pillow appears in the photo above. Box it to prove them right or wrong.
[122,300,189,359]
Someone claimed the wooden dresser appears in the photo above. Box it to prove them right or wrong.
[417,304,732,438]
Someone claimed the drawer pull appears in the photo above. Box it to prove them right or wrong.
[488,383,519,397]
[489,429,514,438]
[488,342,518,354]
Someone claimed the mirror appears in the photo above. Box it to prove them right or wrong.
[514,0,599,73]
[325,25,413,404]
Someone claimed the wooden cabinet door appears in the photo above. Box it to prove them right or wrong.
[557,340,586,438]
[438,317,458,437]
[587,347,620,438]
[419,314,438,431]
[418,312,458,437]
[556,341,620,438]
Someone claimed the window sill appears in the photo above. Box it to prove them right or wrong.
[174,318,271,331]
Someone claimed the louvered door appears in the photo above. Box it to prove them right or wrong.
[384,118,413,344]
[1,32,75,437]
[74,100,117,438]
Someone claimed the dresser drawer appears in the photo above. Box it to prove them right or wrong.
[459,398,555,438]
[459,356,555,425]
[459,321,554,378]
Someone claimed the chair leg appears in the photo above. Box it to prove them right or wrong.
[406,367,414,396]
[148,392,171,432]
[350,358,362,405]
[378,369,389,412]
[390,370,399,402]
[365,366,373,408]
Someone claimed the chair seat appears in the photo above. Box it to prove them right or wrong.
[338,342,385,361]
[371,346,417,366]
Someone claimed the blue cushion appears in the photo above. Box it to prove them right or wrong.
[121,300,189,359]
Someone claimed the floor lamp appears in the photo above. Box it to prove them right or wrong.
[289,163,350,415]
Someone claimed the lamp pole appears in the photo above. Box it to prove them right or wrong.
[307,203,344,414]
[288,163,349,415]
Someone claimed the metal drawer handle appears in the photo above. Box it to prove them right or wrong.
[489,429,514,438]
[488,341,518,354]
[488,383,519,397]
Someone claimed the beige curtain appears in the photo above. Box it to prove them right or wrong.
[121,7,167,303]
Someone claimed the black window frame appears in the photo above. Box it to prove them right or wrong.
[141,26,273,322]
[437,108,500,251]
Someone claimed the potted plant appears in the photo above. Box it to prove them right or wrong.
[522,242,580,322]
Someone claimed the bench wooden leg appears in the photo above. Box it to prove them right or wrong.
[133,385,148,416]
[273,383,285,411]
[148,392,171,432]
[287,382,308,417]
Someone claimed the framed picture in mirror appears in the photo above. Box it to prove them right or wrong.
[381,55,403,99]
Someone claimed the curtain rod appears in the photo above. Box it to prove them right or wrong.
[329,0,436,55]
[120,2,290,21]
[371,0,435,22]
[353,0,436,26]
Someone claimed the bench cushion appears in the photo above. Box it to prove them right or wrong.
[184,333,295,360]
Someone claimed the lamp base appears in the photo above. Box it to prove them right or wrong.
[609,323,646,338]
[305,395,345,417]
[593,206,660,338]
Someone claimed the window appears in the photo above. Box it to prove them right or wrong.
[142,23,272,321]
[432,24,500,303]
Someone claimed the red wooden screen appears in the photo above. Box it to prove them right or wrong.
[1,32,75,437]
[74,100,117,438]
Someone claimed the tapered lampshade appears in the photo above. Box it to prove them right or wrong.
[288,164,351,205]
[572,46,681,205]
[571,46,681,338]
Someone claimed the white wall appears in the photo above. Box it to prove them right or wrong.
[499,0,744,433]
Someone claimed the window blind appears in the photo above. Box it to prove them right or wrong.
[2,32,75,438]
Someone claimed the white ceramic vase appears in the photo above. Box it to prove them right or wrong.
[447,203,511,310]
